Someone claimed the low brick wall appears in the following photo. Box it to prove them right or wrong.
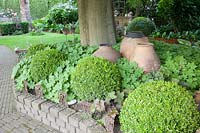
[14,91,107,133]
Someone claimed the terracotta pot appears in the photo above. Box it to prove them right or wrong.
[120,32,149,60]
[93,44,121,63]
[194,91,200,104]
[130,43,160,73]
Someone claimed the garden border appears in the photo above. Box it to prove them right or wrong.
[14,91,107,133]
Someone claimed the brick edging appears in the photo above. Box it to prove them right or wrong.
[14,91,107,133]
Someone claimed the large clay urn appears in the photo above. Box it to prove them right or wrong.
[194,91,200,104]
[120,32,149,60]
[130,43,160,73]
[93,44,121,63]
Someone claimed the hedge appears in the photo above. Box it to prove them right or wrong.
[0,22,29,35]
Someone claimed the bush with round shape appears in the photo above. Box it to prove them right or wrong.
[71,56,121,101]
[26,44,49,57]
[127,17,155,36]
[30,49,65,82]
[120,81,200,133]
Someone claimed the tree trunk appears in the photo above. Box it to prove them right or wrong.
[78,0,116,46]
[134,6,141,17]
[19,0,32,22]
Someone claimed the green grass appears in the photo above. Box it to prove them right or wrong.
[0,32,79,49]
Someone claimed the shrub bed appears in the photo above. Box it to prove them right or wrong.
[12,41,200,132]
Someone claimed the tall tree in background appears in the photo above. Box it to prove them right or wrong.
[20,0,32,22]
[78,0,116,46]
[127,0,150,17]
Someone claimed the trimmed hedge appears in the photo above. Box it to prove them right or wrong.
[71,56,121,101]
[120,81,200,133]
[0,22,16,35]
[30,49,65,82]
[127,17,155,36]
[0,22,29,35]
[20,22,29,33]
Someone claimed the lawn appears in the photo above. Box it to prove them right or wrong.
[0,32,79,49]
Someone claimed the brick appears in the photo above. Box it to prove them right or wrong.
[42,117,51,126]
[14,91,23,101]
[56,118,66,128]
[31,108,39,115]
[49,104,66,117]
[50,122,60,131]
[76,128,85,133]
[87,124,107,133]
[47,114,56,123]
[69,125,76,133]
[79,118,97,132]
[41,101,55,113]
[28,112,35,118]
[34,114,42,122]
[38,110,47,118]
[58,108,76,123]
[59,126,69,133]
[16,101,24,111]
[17,93,29,104]
[69,112,84,128]
[24,105,31,112]
[20,108,28,114]
[24,95,38,107]
[32,98,46,110]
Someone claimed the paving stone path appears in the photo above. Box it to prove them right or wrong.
[0,46,60,133]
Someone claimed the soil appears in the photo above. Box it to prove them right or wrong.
[154,37,178,44]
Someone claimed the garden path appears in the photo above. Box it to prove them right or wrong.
[0,46,61,133]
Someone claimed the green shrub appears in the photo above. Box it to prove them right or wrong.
[120,81,200,133]
[49,3,78,25]
[30,49,65,82]
[127,17,155,36]
[38,3,78,32]
[161,55,200,90]
[0,22,29,35]
[71,56,121,101]
[19,22,29,33]
[0,22,16,35]
[26,44,50,57]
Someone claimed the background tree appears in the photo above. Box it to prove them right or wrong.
[78,0,116,45]
[19,0,32,22]
[157,0,200,31]
[127,0,150,17]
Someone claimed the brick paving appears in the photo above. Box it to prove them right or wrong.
[0,46,60,133]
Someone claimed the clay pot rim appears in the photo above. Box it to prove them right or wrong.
[100,43,112,46]
[137,43,154,47]
[125,31,145,38]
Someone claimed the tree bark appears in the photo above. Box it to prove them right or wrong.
[19,0,32,22]
[78,0,116,46]
[134,6,141,17]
